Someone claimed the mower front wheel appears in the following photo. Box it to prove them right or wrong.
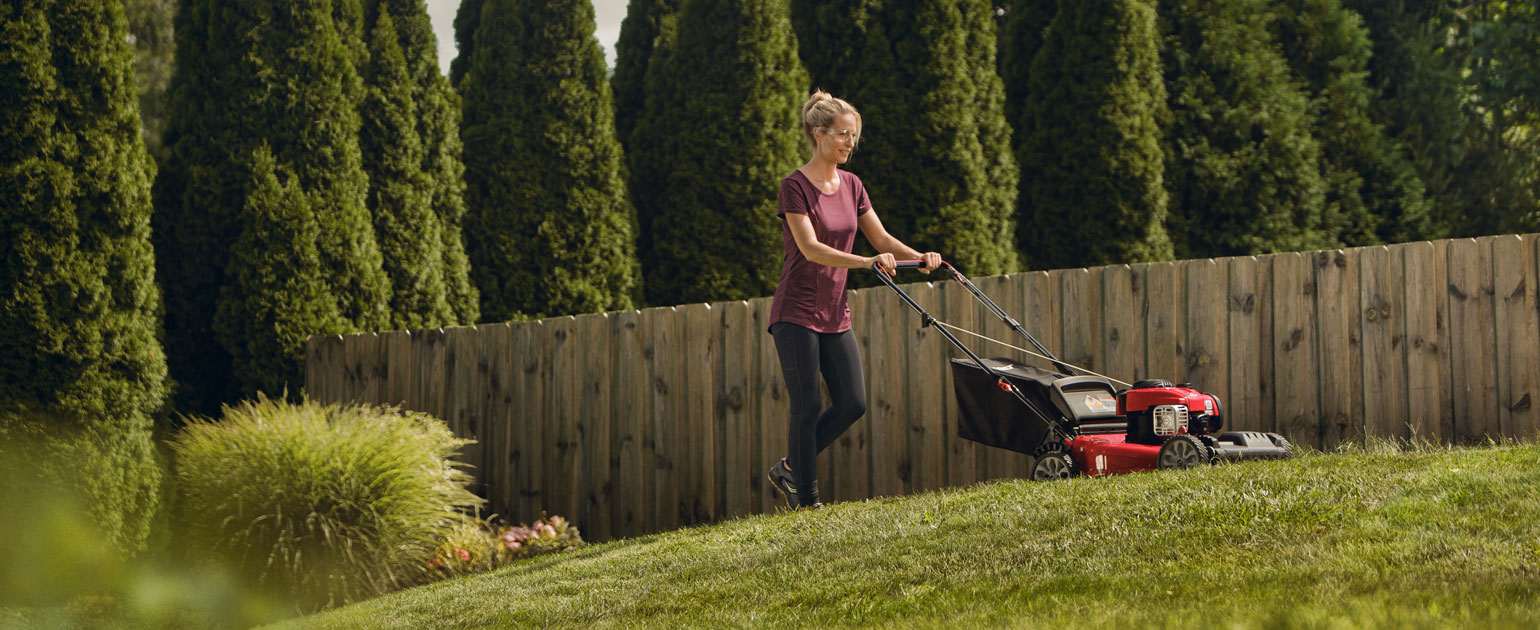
[1157,435,1211,470]
[1031,452,1076,481]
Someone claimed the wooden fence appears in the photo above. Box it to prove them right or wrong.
[306,234,1540,541]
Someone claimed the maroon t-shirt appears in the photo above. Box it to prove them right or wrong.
[769,169,871,333]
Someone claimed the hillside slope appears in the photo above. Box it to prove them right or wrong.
[283,443,1540,629]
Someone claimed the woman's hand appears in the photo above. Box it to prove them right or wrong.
[867,252,897,275]
[920,252,942,273]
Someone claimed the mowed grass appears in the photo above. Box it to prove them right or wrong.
[277,442,1540,629]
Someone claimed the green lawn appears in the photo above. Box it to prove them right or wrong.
[273,441,1540,629]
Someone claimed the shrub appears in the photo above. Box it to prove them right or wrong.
[169,396,482,610]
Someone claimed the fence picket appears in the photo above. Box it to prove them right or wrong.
[1315,249,1362,448]
[834,288,871,504]
[545,317,580,523]
[577,313,611,541]
[1272,252,1320,447]
[507,321,540,523]
[478,324,512,517]
[1447,239,1500,442]
[720,301,754,519]
[940,277,977,487]
[754,299,787,514]
[1103,265,1142,385]
[1144,262,1181,384]
[1493,235,1539,439]
[1359,247,1408,439]
[609,310,647,535]
[1185,259,1229,403]
[1401,242,1443,440]
[901,281,945,494]
[1227,257,1264,432]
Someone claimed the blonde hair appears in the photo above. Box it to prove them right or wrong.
[801,89,860,149]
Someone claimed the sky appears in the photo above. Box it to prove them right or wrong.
[422,0,630,75]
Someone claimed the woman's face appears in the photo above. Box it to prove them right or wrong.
[817,113,861,164]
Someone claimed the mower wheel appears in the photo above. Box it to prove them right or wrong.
[1031,452,1076,481]
[1157,435,1210,470]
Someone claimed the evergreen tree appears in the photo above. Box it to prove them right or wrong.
[1357,0,1540,235]
[611,0,681,149]
[1272,0,1433,245]
[1339,0,1462,237]
[448,0,484,89]
[1158,0,1332,258]
[155,0,388,413]
[366,0,479,324]
[632,0,807,305]
[790,0,1020,278]
[125,0,176,161]
[460,0,640,319]
[1019,0,1171,269]
[214,147,346,398]
[359,6,453,329]
[0,0,168,551]
[997,0,1057,153]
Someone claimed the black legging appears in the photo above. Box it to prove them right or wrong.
[770,322,867,505]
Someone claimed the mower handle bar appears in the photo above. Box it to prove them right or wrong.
[869,258,1077,377]
[869,259,928,272]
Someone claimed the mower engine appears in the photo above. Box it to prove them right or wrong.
[1062,377,1294,478]
[1115,380,1292,465]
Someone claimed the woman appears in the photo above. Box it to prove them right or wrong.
[766,90,941,509]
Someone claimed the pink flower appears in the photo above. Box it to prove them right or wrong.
[539,524,557,538]
[505,540,523,550]
[455,548,471,563]
[548,516,565,528]
[427,558,444,568]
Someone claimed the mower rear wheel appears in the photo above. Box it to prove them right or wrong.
[1031,452,1075,481]
[1157,435,1210,469]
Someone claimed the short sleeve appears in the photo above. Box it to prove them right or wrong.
[778,175,809,217]
[850,172,872,216]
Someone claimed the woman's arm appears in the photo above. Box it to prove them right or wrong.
[785,212,897,273]
[857,210,942,272]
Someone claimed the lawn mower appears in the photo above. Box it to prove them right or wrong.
[873,260,1293,481]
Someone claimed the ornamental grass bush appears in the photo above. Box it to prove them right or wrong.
[169,395,482,611]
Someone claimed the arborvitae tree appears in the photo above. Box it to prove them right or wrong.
[1339,0,1461,237]
[998,0,1058,154]
[125,0,176,161]
[460,0,640,319]
[214,148,346,398]
[360,6,453,329]
[449,0,484,89]
[1019,0,1171,269]
[1158,0,1332,258]
[366,0,479,324]
[611,0,681,149]
[155,0,388,413]
[0,0,169,551]
[790,1,1020,278]
[622,1,682,291]
[631,0,807,305]
[1272,0,1432,245]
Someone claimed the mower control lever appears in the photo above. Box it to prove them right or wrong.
[894,260,926,270]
